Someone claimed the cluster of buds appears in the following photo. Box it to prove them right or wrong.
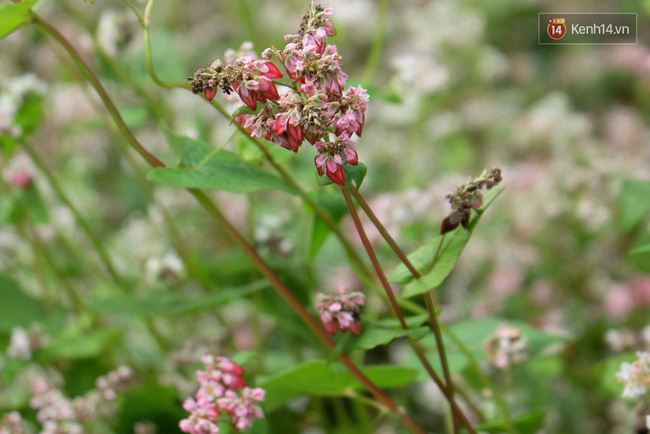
[188,4,368,187]
[316,286,366,335]
[0,412,26,434]
[616,351,650,399]
[483,324,530,370]
[28,366,134,433]
[180,355,265,434]
[441,167,503,234]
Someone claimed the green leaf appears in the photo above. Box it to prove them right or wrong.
[362,365,418,388]
[230,100,269,123]
[88,280,267,316]
[260,360,353,411]
[618,180,650,231]
[353,325,429,350]
[477,410,546,434]
[15,182,49,224]
[598,353,636,396]
[0,274,48,332]
[630,243,650,255]
[0,0,39,40]
[408,317,568,378]
[38,328,122,360]
[345,162,367,189]
[395,187,503,298]
[306,190,348,258]
[147,130,297,195]
[260,360,418,411]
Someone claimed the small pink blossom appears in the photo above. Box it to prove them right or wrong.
[316,286,366,335]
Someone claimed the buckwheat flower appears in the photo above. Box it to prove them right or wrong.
[616,351,650,399]
[0,411,26,434]
[332,85,369,137]
[316,286,366,335]
[179,398,221,434]
[314,134,358,187]
[7,326,32,360]
[484,324,530,370]
[216,387,265,430]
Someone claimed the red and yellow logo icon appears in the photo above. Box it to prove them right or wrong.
[547,18,566,40]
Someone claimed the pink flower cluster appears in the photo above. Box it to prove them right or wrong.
[27,366,133,433]
[188,4,368,187]
[316,286,366,335]
[179,355,265,434]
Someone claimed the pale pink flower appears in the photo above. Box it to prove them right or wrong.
[316,286,366,335]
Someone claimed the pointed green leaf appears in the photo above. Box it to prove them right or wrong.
[0,0,39,40]
[88,280,267,316]
[477,410,546,434]
[353,325,429,350]
[307,190,348,258]
[0,274,48,332]
[37,328,122,360]
[260,360,418,412]
[396,187,503,298]
[390,187,503,287]
[618,180,650,231]
[630,243,650,256]
[148,130,297,195]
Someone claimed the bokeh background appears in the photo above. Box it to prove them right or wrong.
[1,0,650,432]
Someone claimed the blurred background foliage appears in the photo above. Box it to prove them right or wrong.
[1,0,650,432]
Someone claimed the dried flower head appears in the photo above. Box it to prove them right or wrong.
[441,167,502,234]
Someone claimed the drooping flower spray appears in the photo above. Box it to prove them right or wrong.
[188,4,368,187]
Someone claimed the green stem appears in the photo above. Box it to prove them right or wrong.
[361,0,390,84]
[342,189,406,328]
[20,222,84,314]
[31,15,165,170]
[22,142,129,291]
[137,1,377,290]
[122,0,145,26]
[32,15,424,433]
[143,0,191,90]
[191,190,425,434]
[343,189,476,434]
[352,189,457,432]
[443,325,515,432]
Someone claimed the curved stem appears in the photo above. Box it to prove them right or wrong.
[143,0,191,90]
[31,14,165,170]
[351,190,455,420]
[443,325,515,432]
[361,0,390,84]
[343,189,476,434]
[32,15,424,433]
[22,142,129,291]
[342,189,406,328]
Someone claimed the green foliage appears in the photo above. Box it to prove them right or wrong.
[352,325,429,350]
[0,274,50,332]
[147,129,297,194]
[88,280,267,316]
[618,180,650,231]
[307,190,348,258]
[260,360,418,412]
[0,0,39,40]
[477,410,546,434]
[389,187,503,298]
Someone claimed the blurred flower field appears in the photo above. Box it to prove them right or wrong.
[1,0,650,433]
